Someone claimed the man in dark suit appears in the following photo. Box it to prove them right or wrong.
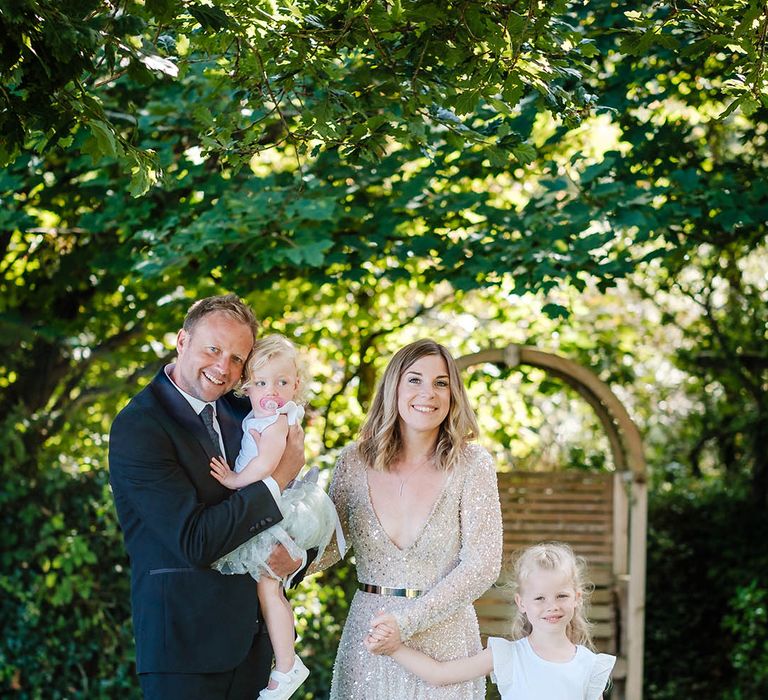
[109,294,306,699]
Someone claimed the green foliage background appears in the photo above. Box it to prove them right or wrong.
[2,0,768,698]
[645,485,768,700]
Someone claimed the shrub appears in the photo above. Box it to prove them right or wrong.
[644,482,768,700]
[721,580,768,700]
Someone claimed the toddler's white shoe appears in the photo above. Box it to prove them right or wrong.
[257,656,309,700]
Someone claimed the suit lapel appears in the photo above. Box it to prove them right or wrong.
[149,369,220,460]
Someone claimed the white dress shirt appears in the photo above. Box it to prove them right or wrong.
[163,365,281,504]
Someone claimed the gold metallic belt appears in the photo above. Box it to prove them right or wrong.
[359,583,423,598]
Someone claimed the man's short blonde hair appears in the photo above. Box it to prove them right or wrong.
[183,294,259,342]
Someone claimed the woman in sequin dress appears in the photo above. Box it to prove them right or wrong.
[312,339,503,699]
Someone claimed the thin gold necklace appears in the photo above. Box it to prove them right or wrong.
[395,457,432,497]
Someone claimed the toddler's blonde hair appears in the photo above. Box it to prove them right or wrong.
[239,334,308,403]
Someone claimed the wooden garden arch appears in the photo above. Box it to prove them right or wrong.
[458,345,647,700]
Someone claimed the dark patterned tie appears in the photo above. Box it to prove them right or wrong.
[199,404,220,451]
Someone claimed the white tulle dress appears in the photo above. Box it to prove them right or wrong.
[212,401,343,581]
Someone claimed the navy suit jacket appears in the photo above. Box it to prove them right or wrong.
[109,369,284,674]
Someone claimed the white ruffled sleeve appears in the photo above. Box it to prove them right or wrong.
[587,653,617,700]
[488,636,515,689]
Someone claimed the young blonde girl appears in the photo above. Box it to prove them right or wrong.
[209,335,341,700]
[366,541,615,700]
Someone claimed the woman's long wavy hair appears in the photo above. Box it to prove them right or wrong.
[357,339,478,472]
[510,542,596,649]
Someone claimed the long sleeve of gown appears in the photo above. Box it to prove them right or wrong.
[394,445,502,640]
[307,446,352,575]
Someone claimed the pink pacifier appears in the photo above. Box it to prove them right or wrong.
[259,396,285,412]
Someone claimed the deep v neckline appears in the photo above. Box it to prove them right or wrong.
[364,466,454,552]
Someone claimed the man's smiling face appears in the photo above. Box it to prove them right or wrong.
[171,311,254,403]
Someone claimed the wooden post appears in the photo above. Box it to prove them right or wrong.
[626,477,647,700]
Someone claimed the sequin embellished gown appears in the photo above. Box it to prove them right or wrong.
[314,442,503,699]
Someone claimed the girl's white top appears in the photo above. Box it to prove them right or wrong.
[234,400,305,473]
[489,636,616,700]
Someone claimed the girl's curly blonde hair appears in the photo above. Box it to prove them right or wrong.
[509,541,596,649]
[238,334,308,403]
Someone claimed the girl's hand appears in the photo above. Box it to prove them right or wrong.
[364,634,392,655]
[209,456,239,489]
[365,611,402,655]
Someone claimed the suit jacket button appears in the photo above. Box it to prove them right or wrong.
[249,526,256,533]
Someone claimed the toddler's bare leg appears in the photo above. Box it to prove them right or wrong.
[258,576,296,689]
